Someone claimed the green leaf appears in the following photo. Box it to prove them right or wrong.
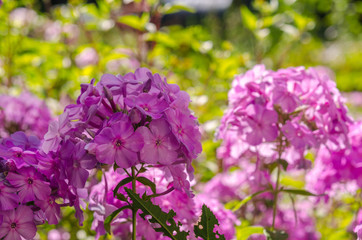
[113,163,120,171]
[118,13,149,31]
[136,176,156,194]
[281,189,320,196]
[278,159,289,171]
[240,6,258,31]
[163,4,195,14]
[232,189,270,212]
[115,192,128,202]
[104,205,132,234]
[125,188,189,240]
[113,177,133,197]
[280,176,305,189]
[194,204,226,240]
[264,229,288,240]
[236,226,264,240]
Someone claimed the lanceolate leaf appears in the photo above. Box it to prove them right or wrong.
[125,188,189,240]
[194,204,226,240]
[136,176,156,193]
[104,205,132,234]
[113,177,133,197]
[232,189,270,212]
[281,188,321,196]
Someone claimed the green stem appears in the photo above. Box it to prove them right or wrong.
[272,162,281,230]
[131,166,137,240]
[272,135,284,230]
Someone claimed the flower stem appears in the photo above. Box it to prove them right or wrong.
[272,134,284,230]
[272,162,281,230]
[131,166,137,240]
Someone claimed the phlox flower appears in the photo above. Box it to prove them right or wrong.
[6,167,51,203]
[0,181,19,210]
[0,205,36,240]
[87,113,144,168]
[138,118,179,164]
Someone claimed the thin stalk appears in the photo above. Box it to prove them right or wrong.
[272,136,284,230]
[272,162,281,229]
[131,166,137,240]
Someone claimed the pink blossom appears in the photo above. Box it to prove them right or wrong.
[0,181,19,210]
[138,118,179,164]
[0,205,36,240]
[6,167,51,203]
[87,114,144,168]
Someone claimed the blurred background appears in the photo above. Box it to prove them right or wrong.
[0,0,361,239]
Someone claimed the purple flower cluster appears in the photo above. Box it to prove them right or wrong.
[217,65,351,170]
[306,121,362,195]
[89,168,197,239]
[248,203,319,240]
[88,168,238,240]
[0,132,72,240]
[42,68,202,224]
[0,93,53,139]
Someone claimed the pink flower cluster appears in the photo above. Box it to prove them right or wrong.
[0,132,72,240]
[88,168,238,240]
[306,121,362,195]
[42,68,202,223]
[217,64,351,170]
[0,93,53,139]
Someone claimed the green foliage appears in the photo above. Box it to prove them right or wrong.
[236,226,264,240]
[194,204,226,240]
[125,188,189,240]
[228,189,270,212]
[104,205,132,234]
[281,188,321,197]
[136,176,156,194]
[263,229,289,240]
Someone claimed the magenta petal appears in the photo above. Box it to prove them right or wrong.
[115,148,137,168]
[0,227,9,239]
[4,230,21,240]
[157,146,178,165]
[149,119,171,137]
[140,144,158,164]
[96,143,116,164]
[136,126,153,143]
[246,129,263,146]
[6,172,25,187]
[71,168,89,188]
[16,222,36,239]
[124,132,144,152]
[33,181,51,201]
[263,125,278,142]
[111,118,134,138]
[95,128,114,144]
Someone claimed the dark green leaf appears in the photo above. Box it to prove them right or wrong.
[282,188,321,196]
[104,205,132,234]
[113,163,120,171]
[264,229,288,240]
[278,159,289,171]
[115,192,128,202]
[265,162,278,173]
[125,188,189,240]
[232,189,270,212]
[136,176,156,193]
[194,204,226,240]
[113,177,133,197]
